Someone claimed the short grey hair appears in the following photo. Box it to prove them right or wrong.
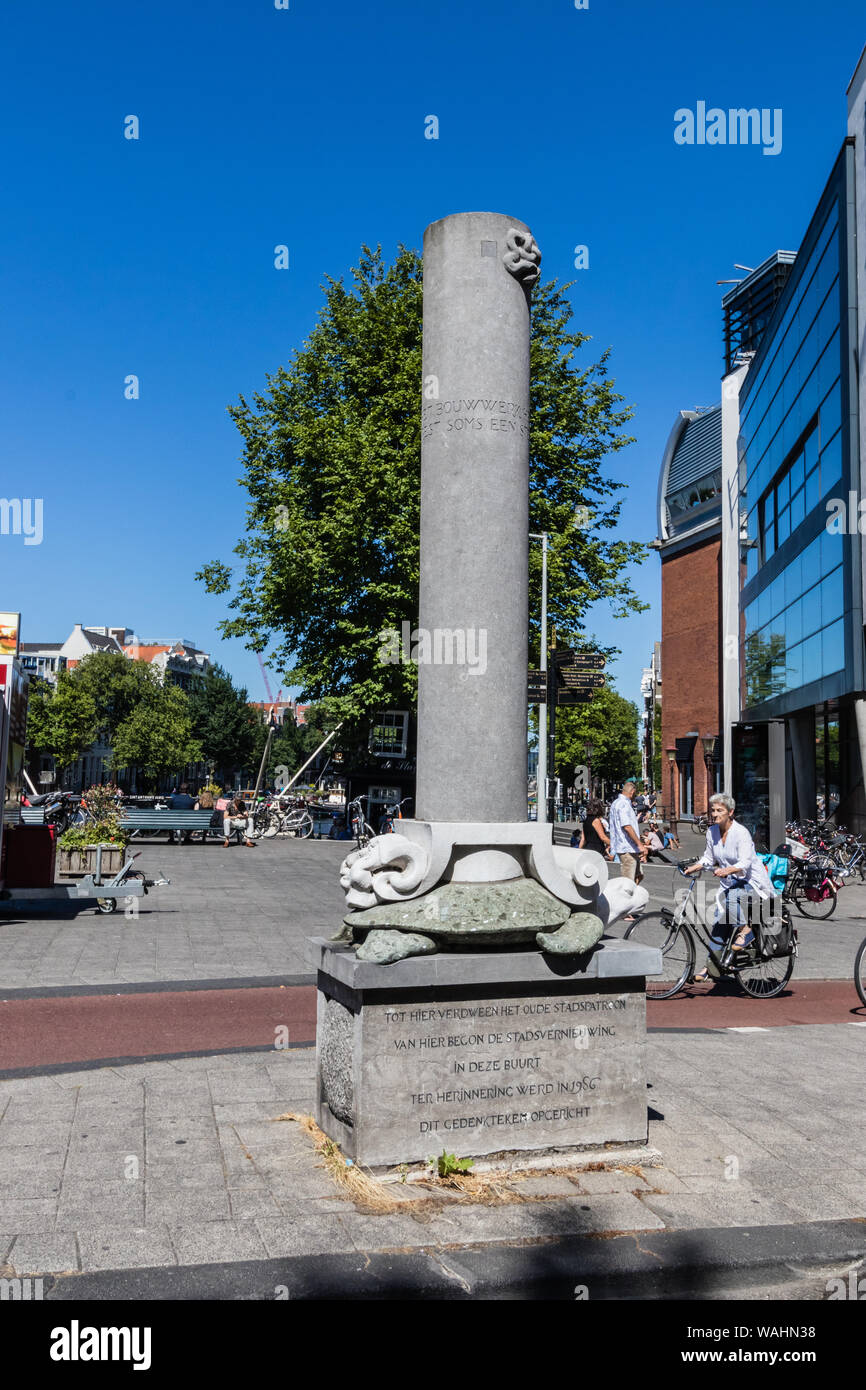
[709,793,735,812]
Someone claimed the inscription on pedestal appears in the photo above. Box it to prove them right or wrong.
[343,987,648,1165]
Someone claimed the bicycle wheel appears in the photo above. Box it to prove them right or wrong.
[790,873,838,919]
[856,937,866,1009]
[624,912,695,999]
[291,812,314,839]
[737,948,795,998]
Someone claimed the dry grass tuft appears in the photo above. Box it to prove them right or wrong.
[275,1112,400,1212]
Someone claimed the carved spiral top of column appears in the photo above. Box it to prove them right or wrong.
[503,228,542,285]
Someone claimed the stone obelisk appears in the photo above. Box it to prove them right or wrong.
[416,212,540,827]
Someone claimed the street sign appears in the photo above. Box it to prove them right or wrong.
[557,690,594,706]
[549,648,574,665]
[527,670,547,703]
[557,670,606,689]
[568,652,606,670]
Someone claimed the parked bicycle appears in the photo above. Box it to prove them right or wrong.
[254,795,314,839]
[347,796,376,850]
[378,797,413,834]
[626,865,797,999]
[855,935,866,1009]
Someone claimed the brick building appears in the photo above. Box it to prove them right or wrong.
[653,407,724,822]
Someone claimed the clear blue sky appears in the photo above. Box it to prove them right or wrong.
[2,0,863,711]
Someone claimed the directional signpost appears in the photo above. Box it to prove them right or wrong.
[527,651,608,819]
[527,670,547,703]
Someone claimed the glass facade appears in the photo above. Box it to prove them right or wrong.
[739,187,848,709]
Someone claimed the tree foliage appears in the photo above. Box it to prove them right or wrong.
[197,245,646,717]
[25,673,97,772]
[187,665,259,784]
[554,685,642,790]
[25,652,201,786]
[110,685,201,782]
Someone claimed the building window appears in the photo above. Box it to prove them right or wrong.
[369,711,409,758]
[679,761,694,818]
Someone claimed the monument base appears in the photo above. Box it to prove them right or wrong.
[312,937,662,1169]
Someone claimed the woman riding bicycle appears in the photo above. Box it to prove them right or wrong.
[683,792,774,982]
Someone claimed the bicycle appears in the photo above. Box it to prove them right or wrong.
[625,865,797,999]
[855,935,866,1009]
[378,797,413,833]
[777,843,841,920]
[347,796,376,850]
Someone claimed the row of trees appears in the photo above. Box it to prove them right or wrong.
[25,653,328,792]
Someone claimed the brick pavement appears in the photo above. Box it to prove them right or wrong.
[0,1026,864,1282]
[0,844,863,992]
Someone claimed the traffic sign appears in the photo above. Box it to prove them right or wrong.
[557,670,606,689]
[557,690,594,706]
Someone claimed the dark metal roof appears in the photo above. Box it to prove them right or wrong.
[82,629,123,651]
[19,642,62,652]
[667,406,722,494]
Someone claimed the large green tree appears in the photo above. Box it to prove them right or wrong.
[25,652,201,788]
[111,686,202,785]
[187,665,259,785]
[25,673,98,773]
[554,685,642,792]
[197,246,646,716]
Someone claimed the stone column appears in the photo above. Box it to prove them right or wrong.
[416,213,540,826]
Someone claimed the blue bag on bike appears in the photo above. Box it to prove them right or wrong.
[758,851,788,892]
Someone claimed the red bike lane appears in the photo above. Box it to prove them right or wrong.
[0,977,864,1074]
[0,984,318,1072]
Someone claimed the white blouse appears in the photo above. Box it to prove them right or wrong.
[700,821,774,898]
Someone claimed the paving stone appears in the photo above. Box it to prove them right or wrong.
[639,1189,805,1229]
[254,1213,355,1258]
[145,1190,231,1223]
[569,1170,653,1194]
[168,1220,268,1265]
[0,1200,58,1233]
[503,1175,582,1198]
[228,1190,283,1220]
[8,1233,78,1275]
[77,1224,176,1272]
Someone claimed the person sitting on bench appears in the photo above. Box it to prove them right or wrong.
[223,798,256,848]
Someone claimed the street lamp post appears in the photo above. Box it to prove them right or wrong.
[701,733,718,813]
[529,531,549,824]
[666,746,677,827]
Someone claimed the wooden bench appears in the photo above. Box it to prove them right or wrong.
[118,810,226,843]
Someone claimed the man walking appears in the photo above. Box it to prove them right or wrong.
[609,780,648,911]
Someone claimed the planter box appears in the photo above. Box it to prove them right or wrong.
[58,844,125,877]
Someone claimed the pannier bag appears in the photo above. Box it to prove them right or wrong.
[753,905,795,959]
[758,851,789,892]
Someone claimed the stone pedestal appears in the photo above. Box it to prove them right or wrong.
[313,937,662,1168]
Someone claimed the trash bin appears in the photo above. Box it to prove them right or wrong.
[1,825,57,888]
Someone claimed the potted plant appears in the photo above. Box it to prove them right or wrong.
[57,784,129,876]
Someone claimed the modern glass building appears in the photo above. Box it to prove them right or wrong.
[653,46,866,840]
[736,125,864,827]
